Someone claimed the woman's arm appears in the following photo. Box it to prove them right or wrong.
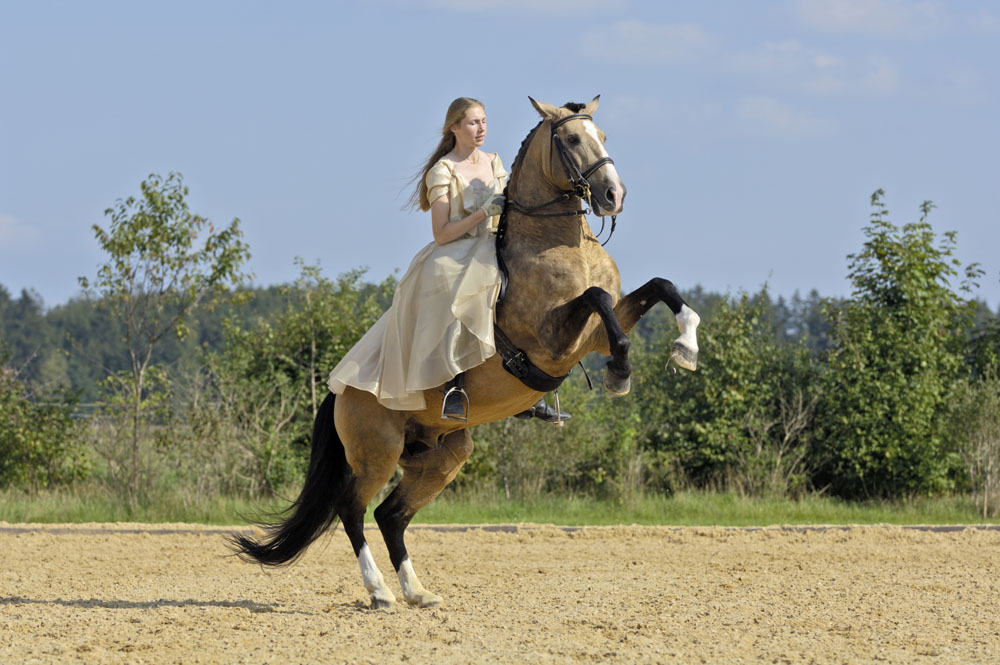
[430,196,488,246]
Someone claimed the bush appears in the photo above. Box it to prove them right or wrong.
[0,346,90,491]
[948,374,1000,517]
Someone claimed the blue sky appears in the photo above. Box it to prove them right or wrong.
[2,0,999,310]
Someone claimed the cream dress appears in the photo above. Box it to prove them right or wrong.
[327,153,507,410]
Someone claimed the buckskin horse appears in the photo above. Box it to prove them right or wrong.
[233,96,701,609]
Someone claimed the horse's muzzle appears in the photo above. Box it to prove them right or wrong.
[595,182,626,216]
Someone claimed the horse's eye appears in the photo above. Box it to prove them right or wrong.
[567,134,581,145]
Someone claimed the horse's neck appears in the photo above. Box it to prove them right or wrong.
[507,169,594,249]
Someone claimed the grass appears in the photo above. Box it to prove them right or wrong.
[2,486,997,526]
[414,490,1000,526]
[0,485,291,525]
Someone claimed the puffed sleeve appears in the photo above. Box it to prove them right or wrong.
[425,160,452,205]
[491,153,508,188]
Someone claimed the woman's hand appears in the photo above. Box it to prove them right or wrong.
[480,194,505,218]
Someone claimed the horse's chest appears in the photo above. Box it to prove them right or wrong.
[531,245,619,294]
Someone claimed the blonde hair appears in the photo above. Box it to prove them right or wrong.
[408,97,485,211]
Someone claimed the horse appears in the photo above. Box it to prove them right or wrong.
[232,96,701,609]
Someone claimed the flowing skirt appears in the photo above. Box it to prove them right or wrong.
[327,232,501,410]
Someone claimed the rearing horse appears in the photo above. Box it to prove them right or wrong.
[233,96,701,609]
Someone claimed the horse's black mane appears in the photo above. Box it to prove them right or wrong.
[508,102,585,183]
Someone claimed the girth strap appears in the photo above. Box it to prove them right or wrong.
[493,324,570,393]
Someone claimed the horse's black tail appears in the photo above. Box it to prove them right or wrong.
[230,392,351,566]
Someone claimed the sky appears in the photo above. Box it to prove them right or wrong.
[2,0,999,312]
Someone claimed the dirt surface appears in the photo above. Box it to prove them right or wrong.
[2,522,999,664]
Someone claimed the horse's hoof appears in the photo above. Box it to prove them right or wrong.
[370,591,396,610]
[669,341,698,371]
[604,371,631,396]
[370,597,395,610]
[406,591,444,609]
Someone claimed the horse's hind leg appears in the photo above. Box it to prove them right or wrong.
[373,428,474,608]
[334,391,405,609]
[615,277,700,370]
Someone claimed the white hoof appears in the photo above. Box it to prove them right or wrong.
[669,341,698,371]
[370,589,397,610]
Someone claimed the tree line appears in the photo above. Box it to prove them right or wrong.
[2,176,999,515]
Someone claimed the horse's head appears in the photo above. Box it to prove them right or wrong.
[528,95,626,216]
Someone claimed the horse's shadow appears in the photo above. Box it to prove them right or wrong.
[0,595,308,615]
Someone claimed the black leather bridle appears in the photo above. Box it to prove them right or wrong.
[503,113,616,221]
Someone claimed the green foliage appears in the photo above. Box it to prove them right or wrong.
[0,345,90,491]
[815,191,982,498]
[185,261,396,493]
[967,302,1000,379]
[633,291,819,497]
[78,172,251,501]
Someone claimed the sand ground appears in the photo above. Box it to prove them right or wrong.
[1,522,998,664]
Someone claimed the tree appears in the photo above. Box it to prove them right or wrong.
[78,172,250,500]
[814,190,982,498]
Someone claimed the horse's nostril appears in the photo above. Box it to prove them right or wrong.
[606,188,617,204]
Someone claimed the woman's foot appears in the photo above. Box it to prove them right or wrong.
[514,398,570,423]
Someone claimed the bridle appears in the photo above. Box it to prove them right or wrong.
[503,113,616,224]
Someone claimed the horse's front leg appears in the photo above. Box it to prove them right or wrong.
[544,286,633,395]
[614,277,700,370]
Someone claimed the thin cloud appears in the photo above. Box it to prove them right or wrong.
[593,20,713,64]
[793,0,946,36]
[862,56,899,94]
[736,96,830,138]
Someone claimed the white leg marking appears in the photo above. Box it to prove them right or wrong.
[357,543,396,607]
[676,304,700,351]
[397,558,423,599]
[357,543,385,592]
[396,556,443,607]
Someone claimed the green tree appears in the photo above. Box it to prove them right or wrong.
[78,172,250,500]
[814,191,982,498]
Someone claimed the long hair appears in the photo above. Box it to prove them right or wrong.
[407,97,484,211]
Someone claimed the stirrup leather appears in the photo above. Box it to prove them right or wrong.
[441,386,470,422]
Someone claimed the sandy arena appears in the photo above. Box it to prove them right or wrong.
[1,522,998,664]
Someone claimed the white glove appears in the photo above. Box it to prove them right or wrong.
[480,194,505,218]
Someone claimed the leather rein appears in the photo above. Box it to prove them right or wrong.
[491,113,615,393]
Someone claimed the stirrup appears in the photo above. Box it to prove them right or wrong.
[441,386,470,422]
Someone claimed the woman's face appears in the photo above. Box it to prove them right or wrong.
[450,105,486,149]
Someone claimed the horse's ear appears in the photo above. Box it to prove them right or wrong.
[530,97,561,120]
[583,95,600,115]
